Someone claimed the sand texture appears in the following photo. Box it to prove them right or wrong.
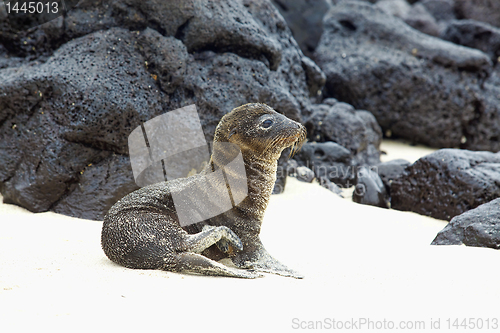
[1,142,499,332]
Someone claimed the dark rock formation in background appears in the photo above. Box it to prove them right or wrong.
[391,149,500,221]
[314,1,500,152]
[294,141,355,186]
[375,0,411,20]
[304,98,382,167]
[294,95,383,188]
[286,157,343,196]
[352,166,389,209]
[270,0,380,58]
[442,19,500,64]
[318,177,343,196]
[0,0,330,220]
[399,0,457,37]
[419,0,456,23]
[295,166,315,183]
[285,158,299,176]
[0,28,154,217]
[270,0,333,58]
[454,0,500,28]
[3,0,500,224]
[403,1,442,36]
[432,198,500,249]
[375,158,410,196]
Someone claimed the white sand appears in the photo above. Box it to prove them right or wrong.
[1,141,499,332]
[380,139,438,163]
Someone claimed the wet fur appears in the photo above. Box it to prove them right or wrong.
[101,103,307,278]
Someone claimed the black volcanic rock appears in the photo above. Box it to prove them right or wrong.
[286,159,299,176]
[294,141,355,186]
[404,2,441,37]
[271,0,333,58]
[352,166,389,209]
[273,149,293,195]
[294,97,383,187]
[391,149,500,221]
[318,177,343,196]
[301,56,327,98]
[314,1,500,152]
[375,0,411,19]
[270,0,382,58]
[376,159,411,195]
[0,0,328,219]
[0,28,162,216]
[442,19,500,64]
[295,166,315,183]
[52,154,140,220]
[419,0,456,23]
[432,198,500,249]
[454,0,500,28]
[377,0,456,36]
[304,100,382,167]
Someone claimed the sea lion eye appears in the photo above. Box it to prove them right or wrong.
[262,119,273,128]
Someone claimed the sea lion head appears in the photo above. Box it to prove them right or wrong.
[214,103,307,160]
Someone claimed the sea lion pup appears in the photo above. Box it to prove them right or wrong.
[101,103,307,278]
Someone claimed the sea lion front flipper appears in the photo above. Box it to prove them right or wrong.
[173,252,263,279]
[184,225,243,254]
[174,225,261,278]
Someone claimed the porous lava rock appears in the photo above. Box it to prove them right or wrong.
[304,99,382,168]
[432,198,500,249]
[0,0,329,219]
[419,0,456,23]
[318,177,343,196]
[0,28,159,217]
[271,0,333,57]
[286,159,299,176]
[375,159,411,196]
[442,19,500,64]
[454,0,500,28]
[295,166,315,183]
[352,166,389,209]
[403,2,441,37]
[404,0,457,36]
[314,1,500,152]
[294,141,355,187]
[294,98,383,188]
[391,149,500,221]
[375,0,411,19]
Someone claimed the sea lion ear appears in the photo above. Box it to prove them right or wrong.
[228,128,237,140]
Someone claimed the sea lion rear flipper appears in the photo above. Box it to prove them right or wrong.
[246,255,304,279]
[173,252,263,279]
[232,241,304,279]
